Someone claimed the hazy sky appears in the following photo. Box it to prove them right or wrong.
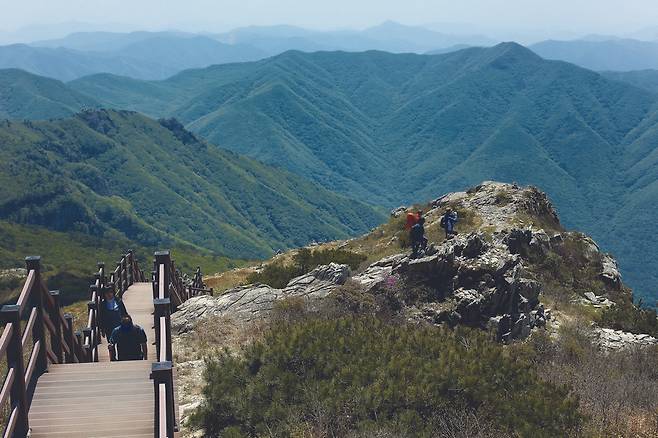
[1,0,657,39]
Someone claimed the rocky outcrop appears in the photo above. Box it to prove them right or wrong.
[171,263,350,333]
[429,181,560,232]
[173,182,637,344]
[593,328,658,351]
[364,231,549,341]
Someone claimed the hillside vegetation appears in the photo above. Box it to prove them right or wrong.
[0,69,98,119]
[0,220,241,306]
[63,44,658,302]
[0,110,384,260]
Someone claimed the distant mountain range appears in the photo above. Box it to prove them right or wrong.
[602,69,658,94]
[215,22,495,54]
[530,39,658,71]
[0,32,267,81]
[1,43,658,301]
[0,109,384,259]
[0,23,495,81]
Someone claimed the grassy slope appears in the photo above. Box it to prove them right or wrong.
[67,44,658,301]
[0,110,384,261]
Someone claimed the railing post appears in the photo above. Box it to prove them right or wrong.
[155,251,171,300]
[98,262,106,287]
[49,290,64,364]
[1,305,29,437]
[87,296,99,362]
[26,256,48,376]
[121,256,128,292]
[74,330,85,362]
[64,313,75,363]
[153,298,172,362]
[127,250,134,286]
[82,327,92,362]
[116,261,123,295]
[151,270,158,300]
[151,362,176,437]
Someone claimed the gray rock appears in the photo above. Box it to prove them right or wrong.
[172,263,351,333]
[600,254,622,289]
[593,328,658,351]
[352,254,406,291]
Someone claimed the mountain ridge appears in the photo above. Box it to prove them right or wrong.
[0,109,384,259]
[64,44,658,301]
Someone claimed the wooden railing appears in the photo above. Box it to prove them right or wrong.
[151,251,212,437]
[0,256,89,437]
[83,250,146,362]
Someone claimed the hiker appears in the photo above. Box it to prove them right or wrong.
[98,286,128,339]
[108,315,148,361]
[441,208,458,238]
[411,216,428,257]
[405,210,422,230]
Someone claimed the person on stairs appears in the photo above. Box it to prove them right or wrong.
[441,207,459,239]
[109,315,148,361]
[411,216,428,257]
[98,286,128,339]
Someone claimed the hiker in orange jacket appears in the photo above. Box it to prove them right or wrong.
[405,210,422,230]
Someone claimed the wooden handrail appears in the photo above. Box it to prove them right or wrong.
[152,249,207,437]
[4,407,18,438]
[14,270,34,316]
[0,325,12,362]
[158,384,167,437]
[24,340,41,386]
[20,308,37,351]
[0,368,15,412]
[0,252,127,436]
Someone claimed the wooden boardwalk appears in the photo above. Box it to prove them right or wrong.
[28,283,158,437]
[0,251,211,437]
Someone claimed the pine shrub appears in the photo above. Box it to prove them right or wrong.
[191,316,582,437]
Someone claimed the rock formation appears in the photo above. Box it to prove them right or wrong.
[173,181,647,347]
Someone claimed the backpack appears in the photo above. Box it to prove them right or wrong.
[406,212,419,230]
[411,222,423,239]
[439,215,446,229]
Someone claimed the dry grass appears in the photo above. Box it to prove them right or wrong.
[204,267,256,295]
[525,324,658,438]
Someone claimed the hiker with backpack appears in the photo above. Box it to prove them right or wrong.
[405,210,423,230]
[411,216,428,257]
[98,286,128,339]
[440,208,458,239]
[108,314,148,361]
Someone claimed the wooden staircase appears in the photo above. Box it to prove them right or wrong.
[0,251,213,437]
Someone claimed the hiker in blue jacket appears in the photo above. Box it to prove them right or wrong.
[411,216,428,257]
[441,208,458,239]
[98,286,128,338]
[109,315,148,361]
